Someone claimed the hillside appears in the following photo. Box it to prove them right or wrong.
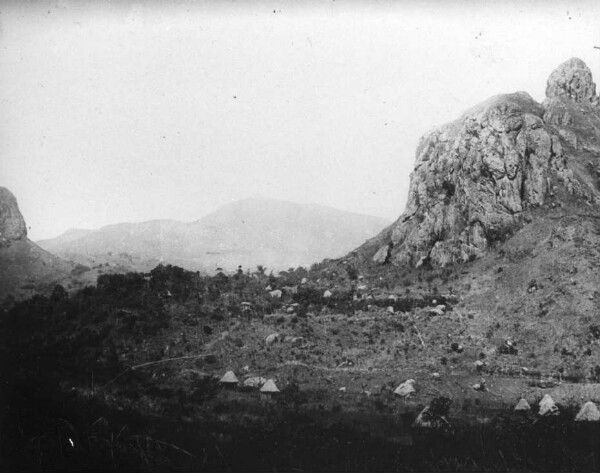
[37,197,390,273]
[5,58,600,472]
[0,187,73,301]
[354,57,600,268]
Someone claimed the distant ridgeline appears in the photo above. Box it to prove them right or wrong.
[36,198,390,274]
[356,58,600,268]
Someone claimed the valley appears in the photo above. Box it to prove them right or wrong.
[3,56,600,471]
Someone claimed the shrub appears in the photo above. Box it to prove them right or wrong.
[429,396,452,417]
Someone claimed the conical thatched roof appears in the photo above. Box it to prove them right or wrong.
[260,379,280,393]
[575,401,600,422]
[538,394,559,416]
[220,371,239,384]
[412,406,452,432]
[514,398,531,411]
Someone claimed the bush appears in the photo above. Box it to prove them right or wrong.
[277,382,308,408]
[429,396,452,417]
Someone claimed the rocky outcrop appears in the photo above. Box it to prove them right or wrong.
[545,57,598,105]
[0,187,27,247]
[0,187,73,302]
[371,58,600,268]
[543,58,600,158]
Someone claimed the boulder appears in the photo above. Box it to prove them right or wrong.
[265,333,281,345]
[323,290,333,298]
[575,401,600,422]
[429,305,446,316]
[394,379,416,397]
[244,376,267,388]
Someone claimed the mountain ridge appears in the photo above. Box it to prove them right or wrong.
[37,197,390,272]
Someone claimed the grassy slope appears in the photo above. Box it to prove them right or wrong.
[0,238,73,301]
[79,193,600,415]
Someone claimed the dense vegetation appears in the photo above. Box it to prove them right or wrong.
[2,263,600,472]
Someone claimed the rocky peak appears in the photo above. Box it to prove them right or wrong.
[543,59,600,154]
[367,59,600,268]
[0,187,27,246]
[545,57,598,105]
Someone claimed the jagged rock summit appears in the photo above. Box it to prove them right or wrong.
[366,58,600,268]
[0,187,72,301]
[545,57,598,105]
[0,187,27,246]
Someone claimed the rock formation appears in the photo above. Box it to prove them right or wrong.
[369,58,600,267]
[0,187,27,246]
[545,57,598,105]
[0,187,72,301]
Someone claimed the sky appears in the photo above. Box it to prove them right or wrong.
[1,0,599,240]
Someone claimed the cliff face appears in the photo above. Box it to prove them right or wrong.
[0,187,72,301]
[370,58,600,268]
[0,187,27,247]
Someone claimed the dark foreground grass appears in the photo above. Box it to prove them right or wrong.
[2,270,600,472]
[3,372,600,473]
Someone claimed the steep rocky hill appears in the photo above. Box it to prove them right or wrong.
[0,187,73,301]
[359,57,600,269]
[328,57,600,380]
[37,198,389,273]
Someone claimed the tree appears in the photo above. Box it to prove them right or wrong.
[50,284,68,302]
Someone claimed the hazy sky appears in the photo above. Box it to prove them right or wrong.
[1,0,599,240]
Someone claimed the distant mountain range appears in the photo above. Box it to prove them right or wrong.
[37,198,390,273]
